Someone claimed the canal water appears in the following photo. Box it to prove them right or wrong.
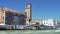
[0,30,60,34]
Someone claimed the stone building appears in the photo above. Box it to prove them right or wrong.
[25,2,32,25]
[0,2,32,29]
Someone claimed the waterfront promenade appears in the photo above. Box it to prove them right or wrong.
[0,30,60,34]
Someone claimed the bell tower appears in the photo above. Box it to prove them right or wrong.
[25,2,32,25]
[25,2,32,20]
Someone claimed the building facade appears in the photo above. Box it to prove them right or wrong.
[56,22,60,29]
[0,7,26,25]
[0,2,32,29]
[39,19,56,26]
[30,18,57,29]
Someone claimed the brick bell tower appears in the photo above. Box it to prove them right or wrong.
[25,2,32,25]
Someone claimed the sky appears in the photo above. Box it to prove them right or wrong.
[0,0,60,20]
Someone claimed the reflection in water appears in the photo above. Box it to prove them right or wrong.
[0,30,60,34]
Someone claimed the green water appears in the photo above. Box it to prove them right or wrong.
[0,30,60,34]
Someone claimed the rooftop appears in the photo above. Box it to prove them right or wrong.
[0,7,26,15]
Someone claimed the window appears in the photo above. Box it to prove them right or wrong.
[50,23,52,25]
[13,16,20,25]
[13,16,19,23]
[44,23,45,24]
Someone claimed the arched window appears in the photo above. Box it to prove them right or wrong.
[13,16,20,25]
